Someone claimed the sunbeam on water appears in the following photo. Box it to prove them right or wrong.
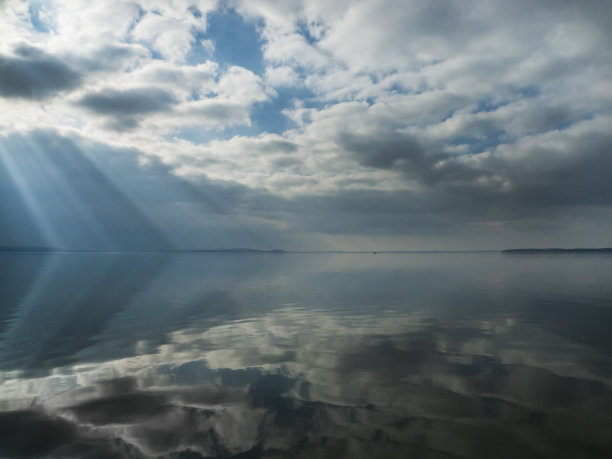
[1,252,612,458]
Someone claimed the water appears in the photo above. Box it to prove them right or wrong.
[1,252,612,458]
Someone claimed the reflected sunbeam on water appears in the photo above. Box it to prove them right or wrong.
[1,253,612,458]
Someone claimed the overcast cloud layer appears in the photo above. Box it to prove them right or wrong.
[1,0,611,250]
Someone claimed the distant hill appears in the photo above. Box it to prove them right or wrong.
[503,248,612,254]
[182,248,286,254]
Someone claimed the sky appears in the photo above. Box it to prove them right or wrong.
[0,0,611,251]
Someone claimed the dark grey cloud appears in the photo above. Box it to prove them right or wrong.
[278,188,468,236]
[189,101,249,123]
[333,115,612,232]
[339,131,426,170]
[77,87,177,116]
[338,130,483,186]
[499,130,612,209]
[76,87,178,131]
[0,45,81,99]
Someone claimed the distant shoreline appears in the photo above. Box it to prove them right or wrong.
[503,248,612,254]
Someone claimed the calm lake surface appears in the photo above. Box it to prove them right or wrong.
[1,252,612,458]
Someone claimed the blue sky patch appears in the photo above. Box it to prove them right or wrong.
[201,6,264,74]
[186,33,215,65]
[188,5,203,19]
[472,97,509,114]
[296,20,320,45]
[28,0,52,33]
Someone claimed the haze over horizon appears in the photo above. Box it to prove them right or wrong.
[1,0,611,251]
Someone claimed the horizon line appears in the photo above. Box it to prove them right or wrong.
[0,246,500,254]
[2,246,612,254]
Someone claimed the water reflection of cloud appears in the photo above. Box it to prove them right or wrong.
[0,253,166,377]
[1,307,612,458]
[2,253,612,457]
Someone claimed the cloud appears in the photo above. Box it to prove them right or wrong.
[131,10,199,63]
[132,60,218,88]
[76,87,177,118]
[0,45,81,99]
[265,65,299,87]
[71,44,150,73]
[0,0,611,248]
[185,100,251,124]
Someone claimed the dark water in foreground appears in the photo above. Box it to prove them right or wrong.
[1,252,612,458]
